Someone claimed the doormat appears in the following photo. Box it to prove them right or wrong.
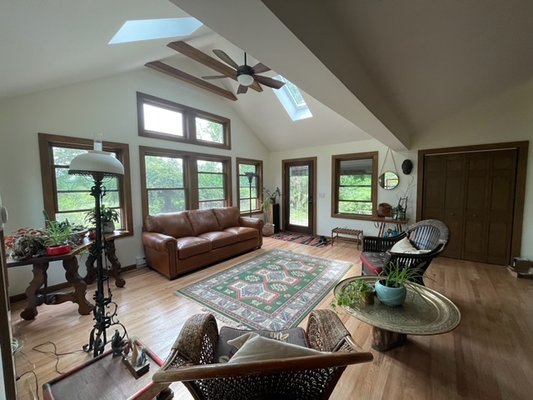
[271,231,331,247]
[177,249,351,330]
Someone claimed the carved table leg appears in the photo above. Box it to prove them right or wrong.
[20,262,49,320]
[47,256,93,315]
[84,250,97,285]
[105,240,125,288]
[371,326,407,351]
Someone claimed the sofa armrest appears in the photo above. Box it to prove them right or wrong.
[239,217,264,231]
[142,232,177,252]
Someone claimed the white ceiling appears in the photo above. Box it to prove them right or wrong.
[2,0,533,152]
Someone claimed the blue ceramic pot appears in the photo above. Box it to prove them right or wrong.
[375,280,406,307]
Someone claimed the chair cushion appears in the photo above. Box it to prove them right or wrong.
[177,236,212,259]
[216,326,308,363]
[227,335,324,364]
[188,209,221,235]
[390,237,431,254]
[213,207,240,229]
[145,212,194,238]
[360,251,390,275]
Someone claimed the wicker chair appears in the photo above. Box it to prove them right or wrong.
[360,219,449,285]
[144,310,373,400]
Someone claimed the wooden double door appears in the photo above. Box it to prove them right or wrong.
[421,149,518,265]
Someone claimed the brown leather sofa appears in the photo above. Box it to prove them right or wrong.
[142,207,263,279]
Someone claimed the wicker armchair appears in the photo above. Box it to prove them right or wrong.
[360,219,449,284]
[144,310,373,400]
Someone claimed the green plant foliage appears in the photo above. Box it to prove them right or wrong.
[332,279,374,309]
[380,262,423,288]
[46,220,72,246]
[85,205,119,226]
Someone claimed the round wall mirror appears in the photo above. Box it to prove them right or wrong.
[378,171,399,190]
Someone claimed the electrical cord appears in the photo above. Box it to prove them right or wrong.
[16,370,39,400]
[31,341,85,375]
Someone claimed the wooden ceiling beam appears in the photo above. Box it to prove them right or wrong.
[145,61,237,101]
[167,41,263,93]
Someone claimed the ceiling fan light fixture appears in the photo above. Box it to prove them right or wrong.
[237,73,254,87]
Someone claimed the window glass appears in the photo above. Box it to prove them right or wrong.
[143,103,183,136]
[237,160,262,214]
[195,117,224,144]
[145,155,186,214]
[197,160,225,209]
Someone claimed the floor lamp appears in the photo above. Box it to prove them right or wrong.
[244,172,257,217]
[69,139,126,357]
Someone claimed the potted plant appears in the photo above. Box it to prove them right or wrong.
[45,220,72,256]
[332,278,375,307]
[262,187,280,236]
[374,262,422,307]
[85,205,119,234]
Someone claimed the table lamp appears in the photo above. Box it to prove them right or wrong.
[69,135,126,356]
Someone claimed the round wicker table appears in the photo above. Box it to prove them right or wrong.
[334,276,461,351]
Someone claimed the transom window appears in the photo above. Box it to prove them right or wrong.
[39,133,133,232]
[137,92,231,149]
[332,152,378,219]
[236,158,263,214]
[140,146,231,218]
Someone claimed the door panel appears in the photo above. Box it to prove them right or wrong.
[282,158,316,234]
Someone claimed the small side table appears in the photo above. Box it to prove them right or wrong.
[42,340,172,400]
[331,227,363,249]
[85,231,129,288]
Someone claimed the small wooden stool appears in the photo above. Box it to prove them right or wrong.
[331,227,363,249]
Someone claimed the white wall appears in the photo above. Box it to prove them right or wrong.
[270,78,533,259]
[0,69,269,296]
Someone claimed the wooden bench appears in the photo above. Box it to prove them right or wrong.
[331,227,363,249]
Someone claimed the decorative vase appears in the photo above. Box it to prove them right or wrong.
[262,223,275,237]
[375,280,406,307]
[46,244,71,256]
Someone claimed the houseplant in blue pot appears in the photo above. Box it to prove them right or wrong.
[375,262,422,307]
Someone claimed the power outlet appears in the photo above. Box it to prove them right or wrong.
[136,257,146,268]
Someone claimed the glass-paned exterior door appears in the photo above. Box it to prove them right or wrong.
[283,158,315,234]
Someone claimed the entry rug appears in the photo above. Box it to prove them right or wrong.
[271,231,331,247]
[177,249,351,331]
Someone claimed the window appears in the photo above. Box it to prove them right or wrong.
[140,146,232,217]
[272,75,312,121]
[331,152,378,219]
[137,92,231,149]
[39,133,133,233]
[236,158,263,214]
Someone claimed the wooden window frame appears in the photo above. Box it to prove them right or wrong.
[137,92,231,150]
[38,132,133,235]
[236,158,264,216]
[331,151,378,220]
[139,146,232,219]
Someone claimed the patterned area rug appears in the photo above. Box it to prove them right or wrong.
[177,249,351,330]
[271,231,331,247]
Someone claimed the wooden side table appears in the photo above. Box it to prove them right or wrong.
[371,217,408,237]
[42,341,172,400]
[7,242,93,320]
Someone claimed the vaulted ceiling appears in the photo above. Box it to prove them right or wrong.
[2,0,533,151]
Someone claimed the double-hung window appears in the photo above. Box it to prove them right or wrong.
[39,133,133,232]
[332,152,378,219]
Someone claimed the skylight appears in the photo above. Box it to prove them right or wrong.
[273,75,312,121]
[109,17,202,44]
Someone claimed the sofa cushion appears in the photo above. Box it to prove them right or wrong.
[199,231,238,249]
[213,207,240,229]
[145,212,194,238]
[177,236,212,259]
[224,227,258,242]
[188,209,221,235]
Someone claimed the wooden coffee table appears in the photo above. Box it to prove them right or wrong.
[42,341,172,400]
[334,276,461,351]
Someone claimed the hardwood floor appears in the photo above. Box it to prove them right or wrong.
[10,237,533,400]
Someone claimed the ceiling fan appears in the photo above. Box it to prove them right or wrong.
[203,50,286,94]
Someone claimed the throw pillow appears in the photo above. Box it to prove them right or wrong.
[227,334,324,364]
[390,237,431,254]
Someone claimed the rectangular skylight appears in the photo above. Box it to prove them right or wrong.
[109,17,202,44]
[273,75,312,121]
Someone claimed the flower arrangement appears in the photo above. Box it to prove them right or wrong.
[4,228,47,260]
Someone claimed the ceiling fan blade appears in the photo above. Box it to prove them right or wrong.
[253,75,285,89]
[252,62,270,74]
[213,49,239,69]
[237,85,249,94]
[202,75,229,80]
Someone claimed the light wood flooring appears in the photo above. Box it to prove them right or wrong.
[10,237,533,400]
